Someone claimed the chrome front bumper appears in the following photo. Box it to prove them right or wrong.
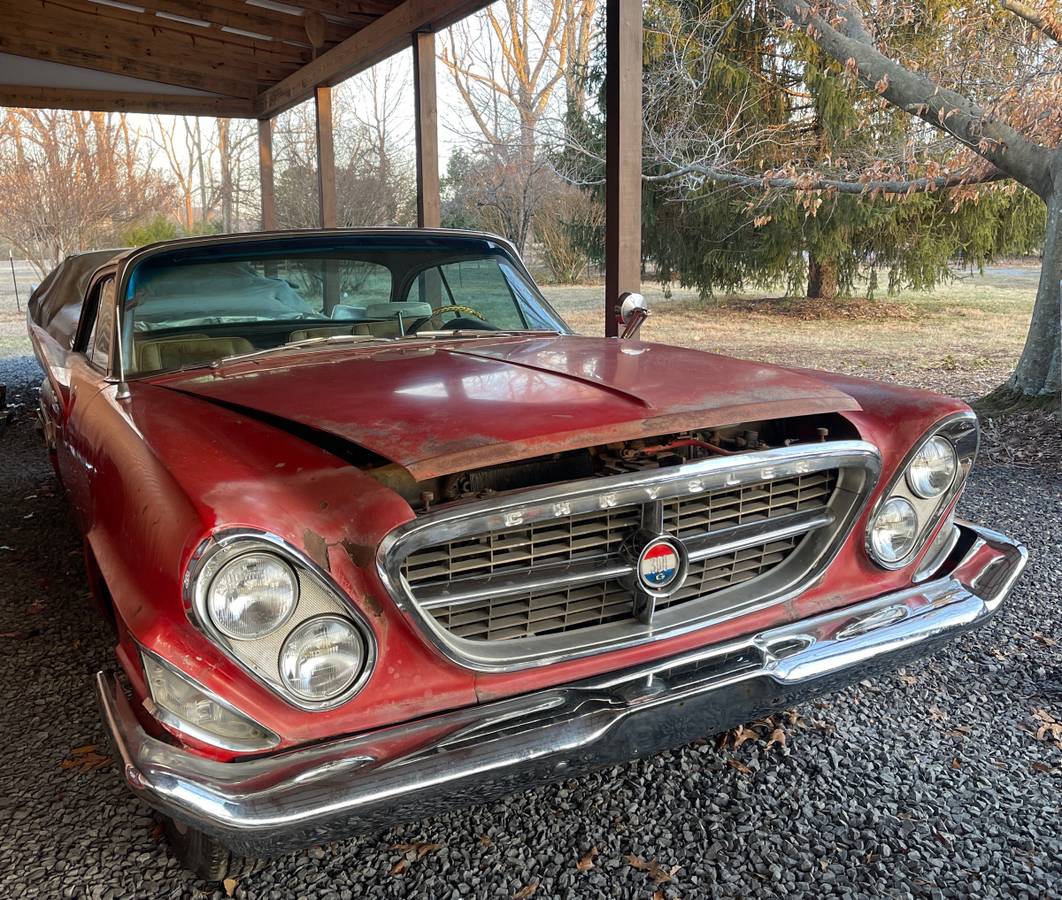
[96,521,1026,858]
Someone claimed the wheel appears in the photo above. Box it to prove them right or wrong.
[162,815,266,881]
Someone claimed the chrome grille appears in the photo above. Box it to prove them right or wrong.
[379,441,881,671]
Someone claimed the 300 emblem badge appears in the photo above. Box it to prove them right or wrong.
[639,539,682,591]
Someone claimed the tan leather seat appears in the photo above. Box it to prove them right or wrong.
[288,324,372,342]
[135,335,256,372]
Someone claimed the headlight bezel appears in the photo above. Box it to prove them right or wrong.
[185,529,376,711]
[864,412,979,571]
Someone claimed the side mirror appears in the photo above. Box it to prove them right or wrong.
[619,292,650,339]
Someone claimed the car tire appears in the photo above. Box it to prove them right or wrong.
[162,815,266,882]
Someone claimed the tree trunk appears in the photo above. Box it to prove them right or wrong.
[807,256,838,300]
[1005,181,1061,400]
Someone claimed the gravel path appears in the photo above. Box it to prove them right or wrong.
[0,355,1059,900]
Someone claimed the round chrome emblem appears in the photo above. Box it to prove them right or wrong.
[638,538,683,591]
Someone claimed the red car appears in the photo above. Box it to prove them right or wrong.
[27,230,1026,879]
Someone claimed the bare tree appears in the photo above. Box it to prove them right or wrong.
[440,0,597,251]
[0,109,173,275]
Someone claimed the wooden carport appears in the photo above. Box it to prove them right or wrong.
[1,0,642,334]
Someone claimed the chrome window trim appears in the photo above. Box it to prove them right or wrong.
[183,529,377,711]
[864,412,978,571]
[377,440,882,672]
[139,646,280,753]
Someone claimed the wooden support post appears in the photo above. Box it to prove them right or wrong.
[604,0,642,337]
[315,85,337,228]
[258,118,277,231]
[413,32,441,228]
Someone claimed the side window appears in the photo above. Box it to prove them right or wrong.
[88,278,116,371]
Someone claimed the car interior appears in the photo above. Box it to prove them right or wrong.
[117,244,566,375]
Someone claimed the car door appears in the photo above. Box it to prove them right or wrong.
[55,271,118,530]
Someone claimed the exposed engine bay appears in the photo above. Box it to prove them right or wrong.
[367,413,860,513]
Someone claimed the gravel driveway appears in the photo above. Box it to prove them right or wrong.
[0,354,1059,900]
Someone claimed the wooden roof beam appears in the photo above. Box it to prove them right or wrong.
[256,0,493,117]
[0,85,256,117]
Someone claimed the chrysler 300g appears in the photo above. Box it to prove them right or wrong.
[26,230,1026,879]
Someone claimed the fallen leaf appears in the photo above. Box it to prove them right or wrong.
[653,893,665,900]
[222,877,238,897]
[391,841,442,860]
[950,757,961,770]
[626,855,679,884]
[576,847,597,872]
[61,744,111,772]
[1033,632,1057,647]
[479,834,493,848]
[766,727,787,750]
[730,724,756,750]
[1031,761,1056,774]
[928,705,947,721]
[727,758,752,775]
[898,673,918,686]
[389,858,409,876]
[513,882,539,899]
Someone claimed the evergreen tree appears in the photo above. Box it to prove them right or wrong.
[634,0,1044,300]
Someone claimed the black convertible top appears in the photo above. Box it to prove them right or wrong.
[27,249,126,349]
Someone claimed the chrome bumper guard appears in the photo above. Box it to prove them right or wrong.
[96,521,1026,858]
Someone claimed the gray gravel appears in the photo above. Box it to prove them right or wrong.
[0,353,1059,900]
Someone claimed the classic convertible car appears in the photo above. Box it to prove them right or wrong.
[28,230,1026,879]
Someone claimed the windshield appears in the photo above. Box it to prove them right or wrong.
[120,234,569,375]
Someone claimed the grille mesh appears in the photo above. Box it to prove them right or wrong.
[404,470,837,643]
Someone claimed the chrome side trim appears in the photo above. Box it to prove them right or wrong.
[377,441,882,671]
[97,521,1026,858]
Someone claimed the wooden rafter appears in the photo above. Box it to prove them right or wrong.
[0,85,255,116]
[256,0,493,116]
[0,0,332,96]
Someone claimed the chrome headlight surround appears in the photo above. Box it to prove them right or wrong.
[184,530,376,711]
[865,412,978,571]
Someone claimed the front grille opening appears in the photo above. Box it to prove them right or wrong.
[406,468,839,643]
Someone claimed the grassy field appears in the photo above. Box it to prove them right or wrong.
[1,261,1037,403]
[542,267,1037,402]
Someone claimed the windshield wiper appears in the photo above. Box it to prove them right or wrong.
[211,333,387,370]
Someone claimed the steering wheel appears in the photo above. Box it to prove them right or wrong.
[408,304,489,334]
[431,304,487,322]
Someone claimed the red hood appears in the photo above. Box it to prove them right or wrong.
[153,335,861,479]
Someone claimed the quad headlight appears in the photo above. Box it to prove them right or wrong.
[906,436,957,498]
[189,534,375,710]
[868,496,919,564]
[865,415,978,570]
[206,553,298,640]
[279,615,367,701]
